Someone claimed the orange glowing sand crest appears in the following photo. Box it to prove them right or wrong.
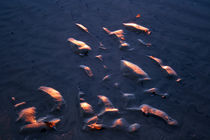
[14,102,26,108]
[144,88,168,98]
[21,122,46,130]
[44,118,60,128]
[148,56,163,65]
[102,75,111,81]
[103,27,111,34]
[104,108,119,112]
[80,102,94,113]
[121,60,149,78]
[161,66,177,76]
[80,65,93,77]
[97,95,113,108]
[68,38,92,51]
[120,41,129,46]
[75,23,89,33]
[39,86,63,102]
[103,27,125,40]
[20,118,60,133]
[110,30,125,40]
[140,104,178,125]
[87,123,103,130]
[148,56,181,81]
[95,55,103,61]
[111,118,126,128]
[98,95,119,116]
[144,88,157,93]
[136,14,141,18]
[17,107,37,123]
[85,116,98,124]
[123,23,151,35]
[119,40,130,49]
[80,98,85,101]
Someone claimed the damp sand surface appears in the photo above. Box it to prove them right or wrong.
[0,0,210,139]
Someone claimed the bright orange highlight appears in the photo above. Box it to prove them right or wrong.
[80,65,93,77]
[161,66,177,76]
[39,86,63,102]
[14,102,26,108]
[148,56,162,65]
[123,23,151,35]
[17,107,37,123]
[103,27,125,40]
[121,60,148,77]
[68,38,92,51]
[75,23,89,33]
[136,14,141,18]
[80,102,94,113]
[140,104,178,125]
[87,123,103,130]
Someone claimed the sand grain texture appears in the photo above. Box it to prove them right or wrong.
[0,0,210,139]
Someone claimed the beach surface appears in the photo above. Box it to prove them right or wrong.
[0,0,210,139]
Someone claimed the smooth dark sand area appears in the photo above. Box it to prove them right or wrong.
[0,0,210,139]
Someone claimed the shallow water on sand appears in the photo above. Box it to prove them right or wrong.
[0,0,210,139]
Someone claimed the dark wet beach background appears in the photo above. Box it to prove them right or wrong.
[0,0,210,139]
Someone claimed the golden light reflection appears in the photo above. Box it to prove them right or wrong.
[103,27,111,34]
[17,107,37,123]
[45,118,61,128]
[140,104,177,125]
[87,123,103,130]
[80,98,85,101]
[148,56,181,81]
[144,88,168,98]
[14,102,26,108]
[80,65,93,77]
[97,95,113,108]
[20,118,60,132]
[80,102,94,113]
[119,40,130,49]
[21,122,45,129]
[148,56,162,65]
[102,75,111,81]
[104,107,119,112]
[121,60,149,77]
[111,29,125,40]
[161,65,177,76]
[103,27,125,40]
[95,55,103,61]
[68,38,92,51]
[144,88,157,93]
[123,23,151,35]
[39,86,63,102]
[176,78,182,82]
[85,116,98,124]
[97,95,119,116]
[75,23,89,33]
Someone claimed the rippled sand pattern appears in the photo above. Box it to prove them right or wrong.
[0,0,210,139]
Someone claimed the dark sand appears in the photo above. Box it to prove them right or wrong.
[0,0,210,139]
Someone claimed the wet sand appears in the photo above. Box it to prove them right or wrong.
[0,0,210,139]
